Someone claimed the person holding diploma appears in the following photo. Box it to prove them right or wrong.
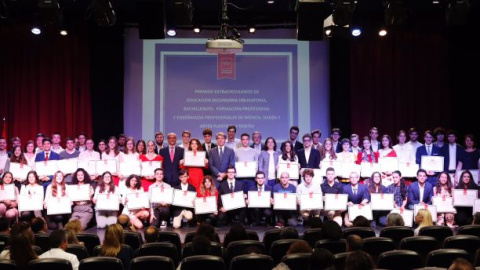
[337,138,357,185]
[277,141,300,187]
[368,171,389,227]
[218,166,247,227]
[319,138,337,163]
[68,168,95,230]
[343,171,370,227]
[246,171,273,226]
[179,138,208,191]
[35,137,61,192]
[196,175,219,225]
[160,133,184,187]
[393,130,416,165]
[258,137,281,188]
[209,132,235,188]
[19,171,44,221]
[122,174,149,229]
[387,170,408,210]
[272,171,297,228]
[104,136,124,186]
[356,136,379,165]
[433,172,456,228]
[0,172,19,224]
[172,169,197,229]
[148,168,170,229]
[321,167,344,226]
[24,140,37,169]
[235,133,259,190]
[406,169,433,210]
[93,171,120,229]
[139,140,163,191]
[44,171,70,230]
[416,130,444,187]
[454,170,479,225]
[296,169,322,225]
[4,146,28,188]
[297,133,322,171]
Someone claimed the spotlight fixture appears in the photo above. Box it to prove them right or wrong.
[60,29,68,36]
[332,0,356,27]
[206,0,244,54]
[378,28,387,36]
[248,26,256,33]
[31,27,41,35]
[351,27,361,37]
[267,0,275,4]
[324,24,350,38]
[193,27,201,33]
[167,29,177,36]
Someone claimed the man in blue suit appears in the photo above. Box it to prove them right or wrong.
[246,171,273,226]
[209,132,235,187]
[297,133,322,170]
[442,130,464,175]
[416,130,444,186]
[407,169,434,210]
[342,171,370,227]
[160,133,184,187]
[35,137,61,192]
[218,166,247,226]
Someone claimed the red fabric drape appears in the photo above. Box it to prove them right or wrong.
[0,25,92,148]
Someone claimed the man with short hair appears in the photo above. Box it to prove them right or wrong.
[202,128,216,153]
[251,131,263,154]
[350,134,362,156]
[35,137,61,191]
[117,214,135,232]
[59,137,80,183]
[321,167,344,226]
[51,132,64,154]
[218,166,247,226]
[225,125,240,149]
[148,168,171,229]
[369,127,381,152]
[247,171,273,226]
[35,133,45,154]
[8,137,21,156]
[117,134,127,152]
[281,126,303,152]
[296,169,322,224]
[273,172,297,228]
[39,229,80,270]
[154,131,165,154]
[311,129,322,151]
[297,133,321,170]
[179,130,191,149]
[235,133,259,190]
[144,226,159,243]
[160,133,184,186]
[330,128,342,153]
[76,132,87,152]
[209,132,235,187]
[0,137,7,174]
[443,130,463,179]
[407,169,433,210]
[407,127,423,149]
[343,171,370,227]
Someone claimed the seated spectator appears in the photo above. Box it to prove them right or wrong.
[99,224,133,269]
[449,258,474,270]
[308,216,323,229]
[39,229,80,270]
[65,229,82,245]
[347,235,363,251]
[322,220,343,240]
[472,212,480,225]
[191,235,211,255]
[225,223,248,246]
[279,227,299,239]
[0,216,10,234]
[345,250,375,270]
[0,233,38,269]
[64,219,83,234]
[117,214,136,232]
[386,213,405,226]
[414,209,434,236]
[144,226,159,243]
[31,217,48,234]
[352,216,371,227]
[310,248,335,270]
[195,223,217,242]
[273,241,313,270]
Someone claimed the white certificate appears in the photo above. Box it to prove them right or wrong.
[247,191,271,208]
[77,160,97,176]
[119,161,141,176]
[172,190,196,208]
[324,194,348,211]
[95,194,120,211]
[348,204,373,221]
[378,157,399,173]
[320,160,342,177]
[184,151,206,167]
[235,161,258,178]
[432,196,457,213]
[126,192,150,210]
[150,186,174,204]
[221,191,246,211]
[47,197,72,215]
[66,184,91,201]
[273,193,297,210]
[277,162,299,180]
[414,204,437,223]
[389,208,414,227]
[96,159,117,175]
[398,162,419,178]
[456,170,479,185]
[420,156,444,172]
[0,184,15,200]
[453,189,478,206]
[473,199,480,215]
[141,161,162,177]
[35,160,58,176]
[360,162,381,178]
[9,163,32,180]
[370,193,394,211]
[18,194,43,211]
[299,193,323,210]
[339,163,361,178]
[57,158,78,174]
[195,196,218,214]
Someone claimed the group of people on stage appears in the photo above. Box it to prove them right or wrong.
[0,124,479,230]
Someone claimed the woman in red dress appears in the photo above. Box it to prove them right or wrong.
[139,140,164,191]
[180,138,209,191]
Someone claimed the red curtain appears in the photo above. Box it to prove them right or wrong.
[0,25,92,149]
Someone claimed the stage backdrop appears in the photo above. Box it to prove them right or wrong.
[124,29,330,143]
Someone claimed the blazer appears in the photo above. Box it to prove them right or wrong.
[407,181,434,208]
[173,183,197,192]
[159,146,184,187]
[442,143,464,172]
[202,143,217,155]
[154,143,165,155]
[297,148,322,169]
[34,151,61,162]
[218,179,246,207]
[343,184,370,204]
[257,150,282,179]
[415,144,443,165]
[208,146,235,177]
[248,184,273,193]
[334,142,342,153]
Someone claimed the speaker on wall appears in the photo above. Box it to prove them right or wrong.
[137,0,166,39]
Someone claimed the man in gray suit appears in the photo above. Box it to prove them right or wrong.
[209,132,235,187]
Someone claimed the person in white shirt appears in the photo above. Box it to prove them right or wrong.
[93,171,120,229]
[369,127,381,152]
[76,133,87,153]
[148,168,171,229]
[122,174,149,229]
[311,129,323,151]
[235,133,259,190]
[39,229,80,270]
[78,139,101,180]
[393,130,416,164]
[179,130,191,149]
[19,171,44,221]
[225,125,241,149]
[296,169,322,224]
[349,134,362,156]
[34,133,45,155]
[51,132,64,154]
[407,127,423,149]
[0,137,8,175]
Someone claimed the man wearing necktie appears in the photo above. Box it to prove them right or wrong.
[342,171,370,227]
[415,130,444,186]
[246,171,273,226]
[218,166,247,226]
[34,137,61,193]
[209,132,235,187]
[160,133,184,187]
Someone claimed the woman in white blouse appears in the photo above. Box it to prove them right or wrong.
[121,174,149,229]
[93,171,120,229]
[19,171,44,221]
[23,140,37,169]
[258,137,281,187]
[44,171,70,230]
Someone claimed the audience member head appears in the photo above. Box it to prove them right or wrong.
[101,224,124,257]
[191,235,211,255]
[386,213,405,226]
[310,248,334,270]
[10,222,34,245]
[0,216,10,233]
[449,258,474,270]
[196,223,216,242]
[353,216,371,227]
[9,233,38,270]
[64,219,82,234]
[415,209,434,228]
[144,226,159,243]
[473,212,480,225]
[345,251,375,270]
[117,214,134,231]
[228,223,248,242]
[49,229,68,250]
[31,217,48,234]
[347,235,363,251]
[279,227,299,239]
[286,241,312,254]
[308,216,323,229]
[65,229,81,245]
[322,220,343,240]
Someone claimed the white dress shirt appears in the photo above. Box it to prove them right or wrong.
[39,248,80,270]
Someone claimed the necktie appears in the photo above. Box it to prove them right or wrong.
[258,186,262,192]
[353,189,357,195]
[220,147,223,159]
[229,182,233,192]
[170,147,174,162]
[427,145,431,156]
[45,152,49,161]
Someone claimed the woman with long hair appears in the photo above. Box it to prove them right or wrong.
[387,170,407,209]
[320,138,337,162]
[44,171,70,229]
[97,139,107,158]
[23,140,37,169]
[356,136,379,165]
[135,139,147,155]
[277,141,300,186]
[433,172,456,228]
[93,171,120,229]
[455,170,479,225]
[180,138,208,191]
[103,136,124,186]
[19,171,44,221]
[4,145,28,188]
[414,209,434,236]
[258,137,282,187]
[0,233,38,269]
[368,171,389,226]
[68,168,95,230]
[99,224,133,269]
[122,175,149,229]
[196,175,219,225]
[0,172,19,224]
[139,140,164,191]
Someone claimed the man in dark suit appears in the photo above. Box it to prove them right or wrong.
[407,169,434,210]
[297,133,322,170]
[246,171,273,226]
[442,130,464,174]
[250,131,263,155]
[209,132,235,187]
[342,171,370,227]
[330,128,343,153]
[202,128,216,176]
[218,166,247,226]
[280,126,304,153]
[154,131,165,155]
[160,133,184,187]
[416,130,444,186]
[35,137,61,191]
[172,169,197,228]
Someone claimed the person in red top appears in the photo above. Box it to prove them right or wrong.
[356,136,380,165]
[180,138,209,191]
[196,175,218,225]
[139,140,164,191]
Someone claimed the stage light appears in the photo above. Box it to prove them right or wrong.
[351,27,361,37]
[193,27,201,33]
[248,26,256,33]
[332,0,356,27]
[267,0,275,4]
[60,29,68,36]
[167,29,177,36]
[31,27,41,35]
[378,28,388,36]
